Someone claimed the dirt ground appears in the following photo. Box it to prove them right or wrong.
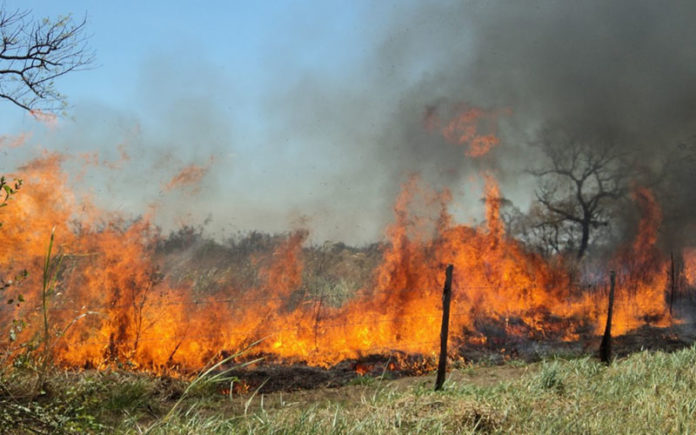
[221,362,535,417]
[224,322,695,399]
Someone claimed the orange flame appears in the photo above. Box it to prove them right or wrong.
[162,158,214,194]
[29,109,59,129]
[683,248,696,286]
[604,188,671,334]
[0,132,31,149]
[0,154,675,373]
[425,104,509,157]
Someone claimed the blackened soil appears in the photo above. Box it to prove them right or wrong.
[225,324,695,394]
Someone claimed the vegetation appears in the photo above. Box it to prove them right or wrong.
[2,345,696,433]
[0,176,21,210]
[526,130,630,259]
[157,227,381,304]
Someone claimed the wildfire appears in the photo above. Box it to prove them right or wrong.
[683,248,696,286]
[0,148,676,373]
[0,132,31,149]
[162,157,214,194]
[424,103,509,157]
[29,109,59,129]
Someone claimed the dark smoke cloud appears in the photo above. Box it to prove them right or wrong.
[451,0,696,248]
[372,1,696,166]
[462,1,696,143]
[341,0,696,245]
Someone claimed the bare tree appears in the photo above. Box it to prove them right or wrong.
[0,6,94,113]
[529,132,629,259]
[507,202,577,257]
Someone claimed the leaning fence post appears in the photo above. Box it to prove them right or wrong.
[435,264,454,391]
[599,270,616,364]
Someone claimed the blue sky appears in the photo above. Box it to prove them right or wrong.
[0,1,423,242]
[0,1,498,244]
[1,1,382,129]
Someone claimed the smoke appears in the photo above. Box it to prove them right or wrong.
[6,1,696,246]
[451,0,696,248]
[351,0,696,246]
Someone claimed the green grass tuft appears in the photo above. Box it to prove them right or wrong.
[3,345,696,433]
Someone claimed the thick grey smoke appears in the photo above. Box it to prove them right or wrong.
[461,1,696,148]
[386,1,696,141]
[455,0,696,248]
[356,0,696,246]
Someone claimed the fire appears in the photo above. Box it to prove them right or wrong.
[162,157,214,193]
[0,132,31,149]
[354,363,370,375]
[0,150,675,373]
[604,188,671,334]
[29,109,59,129]
[683,248,696,286]
[424,103,509,157]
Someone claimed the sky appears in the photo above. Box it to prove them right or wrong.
[7,1,689,246]
[0,1,413,242]
[1,1,376,122]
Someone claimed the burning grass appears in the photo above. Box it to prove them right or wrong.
[0,153,688,376]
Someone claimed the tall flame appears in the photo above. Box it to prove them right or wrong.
[0,154,675,372]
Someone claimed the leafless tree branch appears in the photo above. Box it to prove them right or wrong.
[0,6,94,113]
[528,130,630,259]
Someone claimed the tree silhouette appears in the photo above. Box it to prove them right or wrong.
[0,7,93,113]
[530,132,629,259]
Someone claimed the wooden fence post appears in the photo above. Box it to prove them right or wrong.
[435,264,454,391]
[599,270,616,364]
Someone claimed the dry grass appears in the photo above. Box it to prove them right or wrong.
[3,344,696,433]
